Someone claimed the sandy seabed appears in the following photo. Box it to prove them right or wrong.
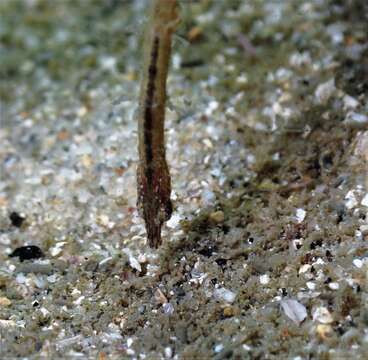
[1,0,367,358]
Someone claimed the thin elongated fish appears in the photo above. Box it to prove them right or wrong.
[137,0,180,248]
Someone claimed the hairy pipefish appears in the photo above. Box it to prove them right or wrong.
[137,0,180,248]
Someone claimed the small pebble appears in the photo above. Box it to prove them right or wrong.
[126,338,134,347]
[0,297,12,307]
[164,347,173,359]
[202,190,216,206]
[328,282,339,290]
[49,242,66,257]
[129,255,141,272]
[9,211,25,227]
[344,112,368,128]
[0,319,16,329]
[353,259,363,268]
[345,190,358,209]
[280,299,307,324]
[214,344,224,353]
[154,289,168,305]
[163,302,174,315]
[243,344,251,351]
[223,306,234,317]
[260,274,270,285]
[312,307,333,324]
[40,307,50,317]
[71,289,81,297]
[343,95,359,109]
[299,264,311,274]
[16,273,27,284]
[213,287,236,303]
[360,225,368,236]
[296,208,306,223]
[315,78,335,104]
[166,213,181,229]
[316,324,333,340]
[209,210,225,224]
[361,194,368,207]
[74,296,85,305]
[9,245,44,262]
[47,274,58,283]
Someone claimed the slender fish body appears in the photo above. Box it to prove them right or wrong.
[137,0,180,247]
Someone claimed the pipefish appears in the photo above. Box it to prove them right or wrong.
[137,0,180,248]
